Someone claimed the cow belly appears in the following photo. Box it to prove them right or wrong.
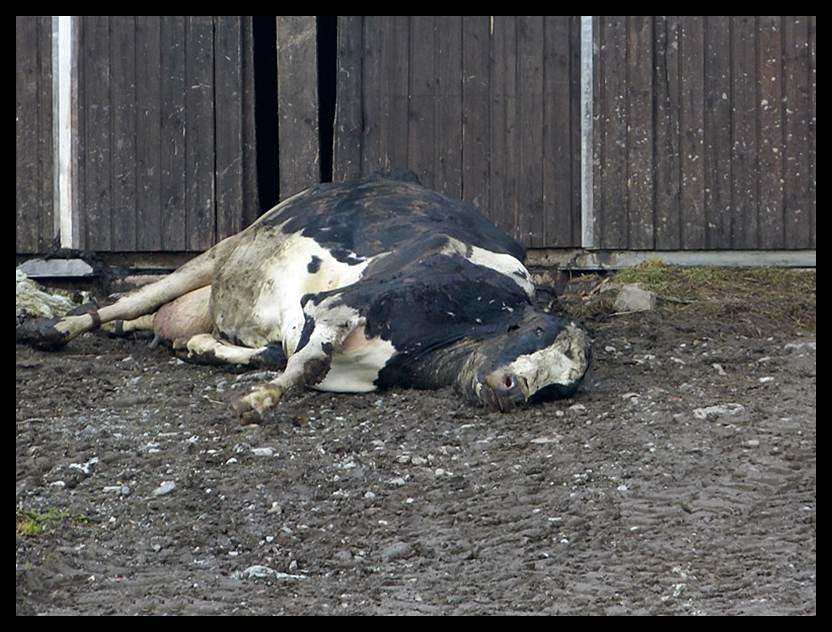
[315,326,397,393]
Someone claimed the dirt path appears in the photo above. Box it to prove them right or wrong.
[16,268,815,615]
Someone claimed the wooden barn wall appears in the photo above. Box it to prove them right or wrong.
[18,16,817,258]
[594,16,816,250]
[16,16,54,254]
[75,16,257,253]
[333,16,583,249]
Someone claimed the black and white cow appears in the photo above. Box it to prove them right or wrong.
[17,168,590,423]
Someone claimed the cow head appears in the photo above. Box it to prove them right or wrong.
[461,311,590,412]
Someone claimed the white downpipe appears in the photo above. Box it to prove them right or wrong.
[52,16,77,249]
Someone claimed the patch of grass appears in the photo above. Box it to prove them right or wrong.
[562,261,815,337]
[16,508,85,537]
[612,259,729,297]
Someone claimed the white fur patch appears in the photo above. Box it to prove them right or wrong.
[245,230,372,354]
[439,237,534,297]
[316,326,397,392]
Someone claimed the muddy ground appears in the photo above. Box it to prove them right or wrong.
[16,266,815,615]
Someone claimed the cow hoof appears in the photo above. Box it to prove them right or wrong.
[250,344,287,370]
[232,402,263,426]
[16,317,69,351]
[231,385,284,425]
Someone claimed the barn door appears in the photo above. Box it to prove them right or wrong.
[332,16,584,249]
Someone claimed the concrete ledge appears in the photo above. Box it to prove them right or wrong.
[17,258,94,278]
[526,249,816,271]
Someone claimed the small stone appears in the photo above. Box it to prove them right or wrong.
[381,541,412,562]
[614,284,656,312]
[153,481,176,496]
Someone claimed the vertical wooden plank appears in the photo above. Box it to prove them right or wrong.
[16,16,54,253]
[517,16,544,247]
[82,16,112,251]
[542,16,575,248]
[568,15,583,248]
[215,16,244,239]
[383,16,410,171]
[730,16,758,249]
[436,16,462,198]
[39,16,55,252]
[504,18,518,242]
[334,16,364,181]
[489,16,517,237]
[783,16,813,248]
[626,15,654,249]
[110,16,137,251]
[135,16,162,251]
[678,16,706,249]
[240,16,259,230]
[757,16,784,249]
[408,16,437,188]
[360,16,382,172]
[488,16,508,231]
[703,16,732,249]
[807,14,816,248]
[596,17,628,250]
[277,16,320,199]
[160,16,186,251]
[461,16,490,214]
[15,15,36,251]
[653,16,681,250]
[185,16,215,250]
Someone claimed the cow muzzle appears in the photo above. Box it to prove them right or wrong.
[481,373,528,412]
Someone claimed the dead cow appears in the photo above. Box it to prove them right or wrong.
[17,168,590,423]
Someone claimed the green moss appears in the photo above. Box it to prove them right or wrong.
[16,508,78,537]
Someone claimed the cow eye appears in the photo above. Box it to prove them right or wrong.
[535,327,544,337]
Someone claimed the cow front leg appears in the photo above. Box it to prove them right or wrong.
[231,339,336,424]
[232,304,361,423]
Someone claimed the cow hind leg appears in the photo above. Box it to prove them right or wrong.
[16,232,243,351]
[173,333,286,370]
[101,314,155,338]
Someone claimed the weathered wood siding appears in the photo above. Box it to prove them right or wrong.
[276,16,320,200]
[16,16,54,254]
[17,16,816,256]
[594,16,816,250]
[15,16,258,254]
[76,16,257,252]
[334,16,583,248]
